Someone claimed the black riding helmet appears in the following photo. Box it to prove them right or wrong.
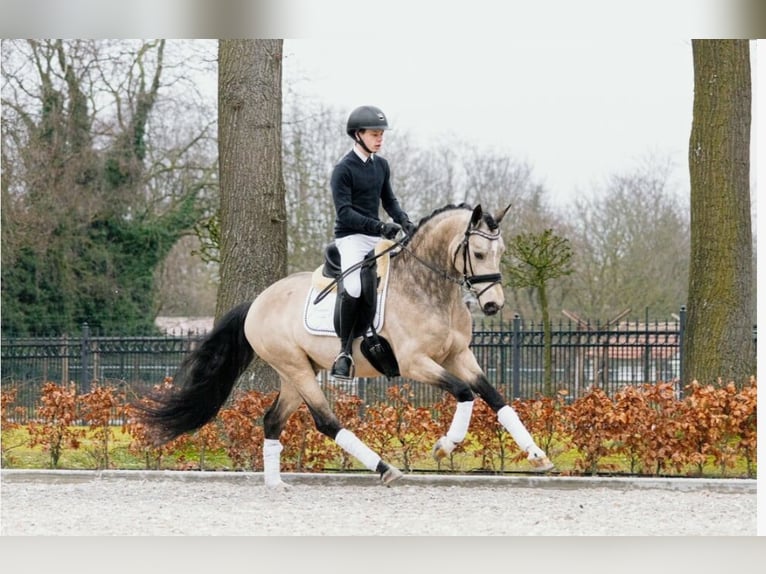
[346,105,389,137]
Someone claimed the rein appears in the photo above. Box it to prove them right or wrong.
[313,214,503,305]
[313,238,405,304]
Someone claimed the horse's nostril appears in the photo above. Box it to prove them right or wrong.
[483,302,500,316]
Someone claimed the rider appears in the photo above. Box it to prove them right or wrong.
[330,105,416,381]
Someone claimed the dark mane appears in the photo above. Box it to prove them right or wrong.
[411,202,501,236]
[414,202,473,230]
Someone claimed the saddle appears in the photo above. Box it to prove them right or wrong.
[305,240,400,378]
[311,240,393,295]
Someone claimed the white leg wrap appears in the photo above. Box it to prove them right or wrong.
[497,405,535,452]
[335,428,381,472]
[446,400,474,444]
[263,439,284,487]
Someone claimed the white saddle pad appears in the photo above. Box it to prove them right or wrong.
[303,271,391,337]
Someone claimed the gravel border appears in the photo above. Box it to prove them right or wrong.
[0,468,757,493]
[1,469,757,536]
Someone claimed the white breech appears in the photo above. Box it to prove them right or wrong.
[335,234,379,297]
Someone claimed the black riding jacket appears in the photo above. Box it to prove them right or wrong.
[331,149,409,239]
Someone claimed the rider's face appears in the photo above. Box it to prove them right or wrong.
[357,129,385,154]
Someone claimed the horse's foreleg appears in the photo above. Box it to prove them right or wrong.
[442,350,554,472]
[471,375,554,472]
[433,398,474,459]
[402,356,476,461]
[431,372,475,460]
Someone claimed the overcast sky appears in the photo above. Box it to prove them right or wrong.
[283,38,762,210]
[1,3,761,212]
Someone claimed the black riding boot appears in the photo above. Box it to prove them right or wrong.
[331,292,360,381]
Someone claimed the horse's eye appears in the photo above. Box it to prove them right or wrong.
[474,252,485,261]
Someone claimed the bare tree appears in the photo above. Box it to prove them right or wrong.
[567,159,689,320]
[1,39,216,335]
[217,39,287,390]
[461,147,539,209]
[381,137,461,218]
[281,97,346,273]
[684,40,755,385]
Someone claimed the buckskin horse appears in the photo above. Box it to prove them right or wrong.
[138,203,554,486]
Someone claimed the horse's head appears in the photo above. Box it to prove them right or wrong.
[454,204,510,316]
[399,202,510,316]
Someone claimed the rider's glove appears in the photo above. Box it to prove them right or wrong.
[378,221,402,240]
[400,219,417,237]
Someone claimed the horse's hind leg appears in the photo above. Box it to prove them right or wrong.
[301,383,403,486]
[274,364,403,486]
[261,382,304,488]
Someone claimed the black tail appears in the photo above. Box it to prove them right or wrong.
[136,301,255,444]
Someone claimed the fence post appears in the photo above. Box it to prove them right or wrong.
[678,305,686,391]
[643,308,651,383]
[512,313,521,399]
[80,322,91,393]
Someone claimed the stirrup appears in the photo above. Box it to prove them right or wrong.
[331,352,355,381]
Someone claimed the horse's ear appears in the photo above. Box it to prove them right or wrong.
[494,203,512,225]
[470,204,483,227]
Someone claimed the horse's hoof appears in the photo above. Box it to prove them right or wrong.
[381,466,403,486]
[432,436,455,461]
[527,449,555,472]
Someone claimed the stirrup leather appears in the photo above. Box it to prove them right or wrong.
[331,352,355,380]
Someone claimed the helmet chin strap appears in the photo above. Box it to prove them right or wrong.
[354,132,374,156]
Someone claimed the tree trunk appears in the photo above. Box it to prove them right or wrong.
[217,39,287,390]
[540,284,553,397]
[684,40,754,386]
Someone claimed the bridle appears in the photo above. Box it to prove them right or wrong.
[453,226,504,298]
[402,218,503,300]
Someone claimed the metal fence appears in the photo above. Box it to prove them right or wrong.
[1,323,198,422]
[1,307,756,421]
